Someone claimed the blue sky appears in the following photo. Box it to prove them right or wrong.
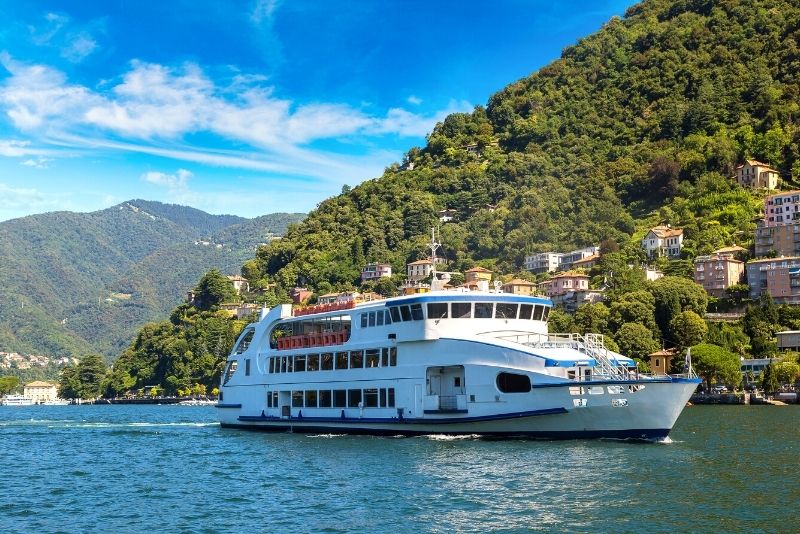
[0,0,635,221]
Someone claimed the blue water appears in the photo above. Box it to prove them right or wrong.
[1,405,798,533]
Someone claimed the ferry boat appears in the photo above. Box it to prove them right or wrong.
[1,394,34,406]
[216,289,700,440]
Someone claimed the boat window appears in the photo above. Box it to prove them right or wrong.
[360,314,368,328]
[379,388,387,407]
[286,357,294,373]
[368,312,376,327]
[389,347,397,366]
[271,392,278,407]
[223,360,238,384]
[350,350,364,368]
[542,306,550,321]
[376,311,384,326]
[234,329,255,354]
[427,302,448,319]
[452,302,471,318]
[366,349,380,367]
[266,391,273,407]
[384,310,392,324]
[388,388,395,407]
[495,303,518,319]
[333,390,347,408]
[496,372,532,393]
[291,391,304,407]
[307,353,319,372]
[410,303,424,321]
[532,305,544,321]
[268,358,275,374]
[245,359,251,376]
[280,357,287,373]
[400,305,412,321]
[294,355,306,372]
[519,304,533,320]
[348,389,362,407]
[475,302,493,318]
[321,352,334,370]
[319,390,332,407]
[335,352,348,370]
[389,307,402,323]
[305,390,318,408]
[363,388,378,407]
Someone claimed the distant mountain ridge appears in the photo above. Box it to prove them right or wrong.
[0,200,304,360]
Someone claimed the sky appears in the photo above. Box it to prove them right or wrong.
[0,0,636,222]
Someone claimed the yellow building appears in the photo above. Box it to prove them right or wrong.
[24,381,59,404]
[465,267,493,284]
[501,279,538,296]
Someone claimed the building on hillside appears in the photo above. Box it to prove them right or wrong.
[501,279,538,296]
[746,256,800,304]
[539,272,590,298]
[438,209,457,222]
[755,219,800,257]
[524,252,563,273]
[646,349,677,376]
[227,275,249,294]
[571,253,600,271]
[641,226,683,258]
[23,381,58,404]
[560,247,600,269]
[399,281,430,295]
[776,330,800,351]
[219,302,261,319]
[290,287,313,304]
[644,266,664,282]
[693,251,746,298]
[735,160,779,190]
[741,358,778,384]
[523,246,600,273]
[465,267,493,284]
[764,190,800,226]
[407,259,434,282]
[548,289,605,313]
[360,263,392,283]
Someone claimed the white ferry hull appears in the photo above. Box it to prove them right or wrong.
[217,379,698,440]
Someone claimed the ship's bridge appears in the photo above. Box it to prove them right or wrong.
[353,291,553,342]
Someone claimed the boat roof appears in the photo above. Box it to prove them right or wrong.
[369,290,553,307]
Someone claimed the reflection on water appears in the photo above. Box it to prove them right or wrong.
[0,405,798,532]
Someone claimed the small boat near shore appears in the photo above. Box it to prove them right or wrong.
[1,395,34,406]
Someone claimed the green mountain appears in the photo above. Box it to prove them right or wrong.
[0,200,304,359]
[249,0,798,293]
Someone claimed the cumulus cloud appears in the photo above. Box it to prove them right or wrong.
[141,168,192,192]
[407,95,422,105]
[61,33,98,62]
[20,157,51,169]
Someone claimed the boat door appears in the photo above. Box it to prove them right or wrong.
[278,391,291,418]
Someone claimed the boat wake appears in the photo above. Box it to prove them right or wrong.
[423,434,482,441]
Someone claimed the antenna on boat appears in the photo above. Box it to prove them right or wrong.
[429,226,441,282]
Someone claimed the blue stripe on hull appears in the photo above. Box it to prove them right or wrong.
[236,407,567,425]
[219,423,670,441]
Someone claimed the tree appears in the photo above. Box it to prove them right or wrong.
[193,269,238,311]
[614,323,659,360]
[691,343,742,391]
[670,311,708,349]
[761,362,779,397]
[547,308,575,333]
[609,291,657,334]
[574,302,610,335]
[0,375,20,395]
[774,360,800,386]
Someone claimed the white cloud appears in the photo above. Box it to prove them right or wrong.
[0,138,60,158]
[250,0,280,24]
[61,33,98,62]
[0,182,62,213]
[0,57,470,182]
[141,168,192,191]
[20,157,51,169]
[407,95,422,105]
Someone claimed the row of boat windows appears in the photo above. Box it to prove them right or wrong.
[268,347,398,373]
[359,302,551,328]
[266,388,396,409]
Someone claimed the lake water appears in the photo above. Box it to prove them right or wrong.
[1,404,798,533]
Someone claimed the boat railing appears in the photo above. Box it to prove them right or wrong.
[497,331,629,381]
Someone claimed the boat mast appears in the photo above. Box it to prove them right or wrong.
[429,227,441,282]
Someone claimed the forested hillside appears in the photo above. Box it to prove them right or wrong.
[246,0,799,295]
[0,201,304,361]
